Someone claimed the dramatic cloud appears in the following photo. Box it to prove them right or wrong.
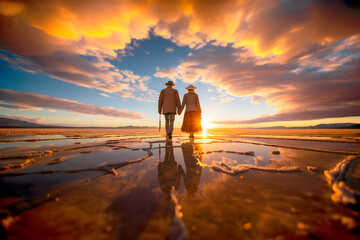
[0,89,144,120]
[0,101,41,110]
[157,36,360,123]
[1,0,359,123]
[0,114,43,124]
[153,0,360,60]
[0,50,156,101]
[153,66,181,82]
[0,0,157,101]
[1,1,359,67]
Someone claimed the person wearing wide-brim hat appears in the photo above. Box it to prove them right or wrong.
[158,80,181,139]
[178,85,202,138]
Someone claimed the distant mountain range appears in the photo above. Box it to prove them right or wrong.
[251,123,360,129]
[0,117,359,129]
[0,117,156,129]
[0,117,53,128]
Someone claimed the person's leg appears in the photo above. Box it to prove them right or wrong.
[168,113,175,136]
[169,113,175,134]
[164,113,170,135]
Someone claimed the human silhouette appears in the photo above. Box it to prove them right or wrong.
[158,81,181,140]
[157,140,203,199]
[178,85,202,139]
[157,141,181,200]
[179,142,203,195]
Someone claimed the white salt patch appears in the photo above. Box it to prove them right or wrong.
[196,150,254,156]
[307,166,319,172]
[212,162,300,175]
[324,156,360,205]
[212,164,250,175]
[110,168,118,176]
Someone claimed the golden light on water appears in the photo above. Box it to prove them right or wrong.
[201,117,212,138]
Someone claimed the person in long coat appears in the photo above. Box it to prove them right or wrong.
[158,81,181,139]
[178,85,202,138]
[157,141,181,201]
[178,142,203,195]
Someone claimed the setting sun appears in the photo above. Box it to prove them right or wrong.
[201,117,212,131]
[0,0,359,239]
[201,117,212,138]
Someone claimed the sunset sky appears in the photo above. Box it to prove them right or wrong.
[0,0,359,128]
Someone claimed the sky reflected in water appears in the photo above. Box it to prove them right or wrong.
[0,131,359,239]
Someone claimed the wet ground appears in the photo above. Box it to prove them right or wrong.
[0,129,359,239]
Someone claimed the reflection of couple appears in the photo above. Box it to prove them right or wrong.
[158,81,202,139]
[158,141,202,199]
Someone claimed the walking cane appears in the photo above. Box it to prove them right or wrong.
[159,114,161,132]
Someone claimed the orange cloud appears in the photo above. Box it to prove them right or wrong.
[0,101,41,110]
[0,114,43,124]
[156,39,360,122]
[2,0,358,60]
[0,89,144,119]
[0,0,359,123]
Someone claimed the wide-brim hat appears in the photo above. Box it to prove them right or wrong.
[165,81,175,86]
[185,85,196,90]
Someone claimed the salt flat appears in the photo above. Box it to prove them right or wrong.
[0,129,359,239]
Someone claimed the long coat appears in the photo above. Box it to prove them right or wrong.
[179,92,201,114]
[158,87,181,114]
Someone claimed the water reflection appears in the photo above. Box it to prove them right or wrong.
[2,133,359,239]
[158,141,181,200]
[158,140,203,198]
[179,142,203,195]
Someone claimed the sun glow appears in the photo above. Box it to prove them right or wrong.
[201,117,212,138]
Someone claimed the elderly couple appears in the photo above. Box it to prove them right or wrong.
[158,81,202,139]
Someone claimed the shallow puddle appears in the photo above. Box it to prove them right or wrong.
[0,135,66,141]
[0,132,359,239]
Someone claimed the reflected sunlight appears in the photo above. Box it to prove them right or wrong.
[201,117,212,138]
